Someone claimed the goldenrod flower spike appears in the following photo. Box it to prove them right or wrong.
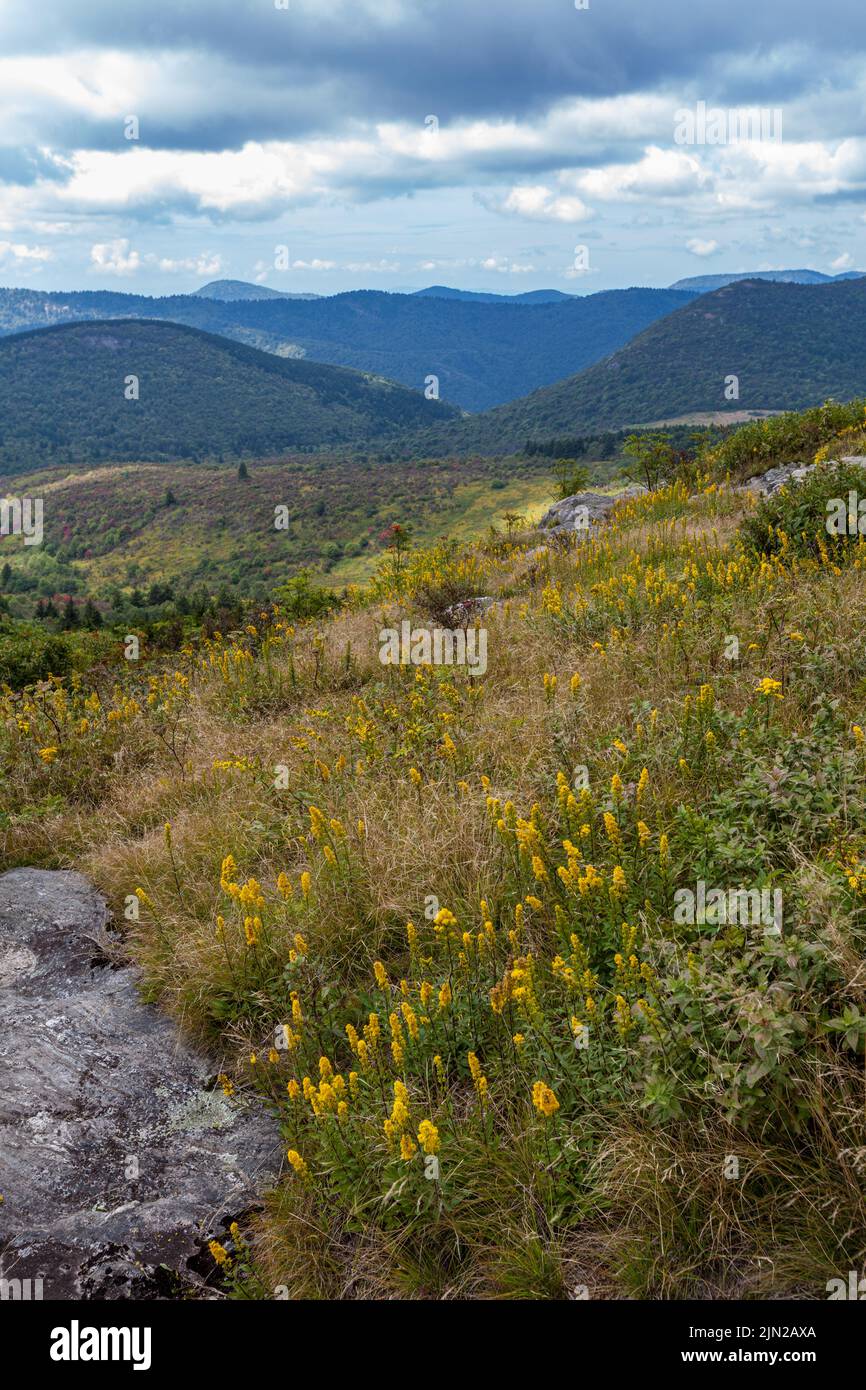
[417,1119,440,1155]
[286,1149,310,1181]
[531,1081,559,1118]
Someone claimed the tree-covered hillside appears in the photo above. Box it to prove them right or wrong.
[412,276,866,454]
[0,320,458,473]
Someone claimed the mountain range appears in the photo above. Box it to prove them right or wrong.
[3,274,866,473]
[0,284,698,411]
[0,271,859,420]
[410,285,577,304]
[668,268,865,292]
[199,270,866,300]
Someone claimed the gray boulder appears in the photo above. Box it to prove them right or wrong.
[0,869,281,1299]
[538,486,645,537]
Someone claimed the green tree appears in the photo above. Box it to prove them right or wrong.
[621,433,678,491]
[275,568,338,620]
[82,599,103,629]
[553,458,591,499]
[379,522,413,579]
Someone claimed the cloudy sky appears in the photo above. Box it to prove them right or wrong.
[2,0,866,296]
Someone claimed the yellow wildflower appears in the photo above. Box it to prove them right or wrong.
[756,677,783,699]
[531,1081,559,1118]
[286,1149,310,1181]
[417,1119,440,1155]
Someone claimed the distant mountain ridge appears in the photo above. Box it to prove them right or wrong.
[197,272,865,300]
[412,285,576,304]
[669,268,865,291]
[0,284,697,411]
[193,279,322,301]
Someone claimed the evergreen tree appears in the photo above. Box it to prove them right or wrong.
[82,599,103,629]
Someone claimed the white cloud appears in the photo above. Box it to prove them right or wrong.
[157,252,223,275]
[830,251,853,270]
[89,237,140,274]
[1,103,865,242]
[686,237,719,256]
[0,239,53,266]
[479,255,535,274]
[344,259,401,272]
[493,184,592,223]
[575,146,711,201]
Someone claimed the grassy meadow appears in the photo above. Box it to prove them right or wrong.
[3,406,866,1300]
[1,454,559,605]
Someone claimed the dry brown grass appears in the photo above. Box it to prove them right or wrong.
[5,478,866,1300]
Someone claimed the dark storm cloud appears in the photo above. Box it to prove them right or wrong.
[8,72,353,155]
[2,0,865,148]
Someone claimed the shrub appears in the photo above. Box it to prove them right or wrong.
[703,399,866,482]
[0,622,116,688]
[275,569,340,621]
[739,460,866,560]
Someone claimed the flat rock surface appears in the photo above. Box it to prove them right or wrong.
[0,868,281,1299]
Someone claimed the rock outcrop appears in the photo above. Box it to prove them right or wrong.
[740,454,866,495]
[0,869,281,1299]
[538,485,645,537]
[541,458,866,535]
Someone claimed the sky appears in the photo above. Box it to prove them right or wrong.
[2,0,866,297]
